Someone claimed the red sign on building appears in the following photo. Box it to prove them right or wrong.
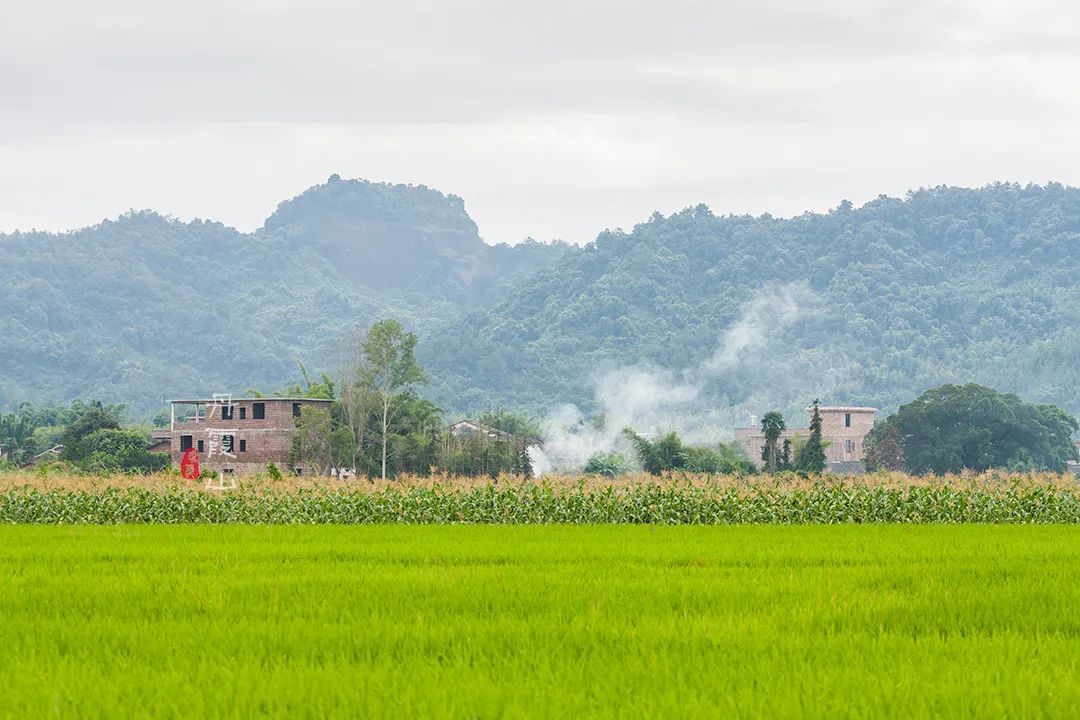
[180,448,200,480]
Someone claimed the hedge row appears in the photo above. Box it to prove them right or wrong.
[2,484,1080,524]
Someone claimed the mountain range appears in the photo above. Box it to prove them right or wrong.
[3,176,1080,426]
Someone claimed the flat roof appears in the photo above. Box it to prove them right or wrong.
[170,398,333,404]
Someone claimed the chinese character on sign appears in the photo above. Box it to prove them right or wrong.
[180,448,200,479]
[205,428,237,459]
[206,393,234,421]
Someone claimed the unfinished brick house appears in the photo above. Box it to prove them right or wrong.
[733,405,877,473]
[169,397,333,475]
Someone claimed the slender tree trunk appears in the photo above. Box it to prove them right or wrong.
[381,396,390,480]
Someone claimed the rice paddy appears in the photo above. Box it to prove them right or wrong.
[1,525,1078,718]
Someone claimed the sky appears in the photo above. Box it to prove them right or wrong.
[2,0,1079,245]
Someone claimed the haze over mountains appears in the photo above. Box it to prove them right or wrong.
[3,176,1079,426]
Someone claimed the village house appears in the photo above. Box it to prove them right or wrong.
[448,420,515,442]
[448,419,544,447]
[733,405,877,473]
[147,431,171,455]
[169,397,332,475]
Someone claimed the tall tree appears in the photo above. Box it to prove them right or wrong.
[879,384,1077,474]
[60,403,122,464]
[794,400,827,475]
[622,429,687,475]
[759,411,786,473]
[292,406,335,476]
[337,327,373,476]
[361,319,428,480]
[863,422,904,472]
[779,439,792,470]
[0,407,38,464]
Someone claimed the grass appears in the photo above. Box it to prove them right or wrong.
[1,525,1078,717]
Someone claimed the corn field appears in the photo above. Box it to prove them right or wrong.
[2,471,1079,523]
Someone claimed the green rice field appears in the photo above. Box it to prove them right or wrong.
[1,525,1078,718]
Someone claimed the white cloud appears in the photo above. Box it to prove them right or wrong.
[1,0,1079,243]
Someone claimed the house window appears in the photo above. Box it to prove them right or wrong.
[294,467,303,476]
[844,413,852,428]
[846,439,855,453]
[293,402,302,418]
[240,407,246,420]
[197,439,205,453]
[253,402,265,420]
[221,405,233,420]
[222,435,234,455]
[222,468,234,475]
[180,435,193,452]
[239,439,247,452]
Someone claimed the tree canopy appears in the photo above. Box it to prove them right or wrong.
[875,384,1078,474]
[5,181,1080,429]
[622,429,754,476]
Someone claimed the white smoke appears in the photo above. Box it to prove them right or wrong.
[534,367,698,471]
[530,282,814,474]
[700,283,806,375]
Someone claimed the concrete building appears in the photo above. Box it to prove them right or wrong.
[147,431,172,455]
[169,397,332,475]
[733,405,877,473]
[448,419,517,442]
[448,419,543,447]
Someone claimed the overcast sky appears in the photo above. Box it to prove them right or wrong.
[2,0,1078,244]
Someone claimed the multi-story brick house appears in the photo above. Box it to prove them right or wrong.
[733,405,877,473]
[169,397,333,475]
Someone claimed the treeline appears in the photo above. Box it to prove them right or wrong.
[5,319,1077,480]
[751,385,1078,476]
[0,401,167,473]
[863,384,1078,474]
[0,321,542,479]
[0,176,572,416]
[424,183,1080,420]
[284,320,537,479]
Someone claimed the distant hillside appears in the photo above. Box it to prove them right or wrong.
[5,179,1080,424]
[422,183,1080,422]
[263,175,567,306]
[0,177,571,415]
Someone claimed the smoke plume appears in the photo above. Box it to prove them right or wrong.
[530,282,814,474]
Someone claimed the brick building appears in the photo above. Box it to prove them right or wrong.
[169,397,332,475]
[733,405,877,473]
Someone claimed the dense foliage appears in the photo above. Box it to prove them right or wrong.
[583,451,630,477]
[425,183,1080,421]
[6,180,1080,425]
[280,322,536,479]
[793,400,827,474]
[0,400,165,472]
[623,429,756,475]
[870,383,1079,474]
[0,176,569,416]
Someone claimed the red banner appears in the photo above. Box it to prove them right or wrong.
[180,448,200,480]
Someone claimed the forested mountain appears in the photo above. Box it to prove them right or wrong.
[0,177,571,414]
[4,179,1080,423]
[263,175,568,306]
[422,183,1080,422]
